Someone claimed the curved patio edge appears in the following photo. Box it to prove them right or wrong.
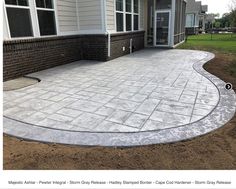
[3,51,236,147]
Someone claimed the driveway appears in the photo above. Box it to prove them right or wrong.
[3,49,236,146]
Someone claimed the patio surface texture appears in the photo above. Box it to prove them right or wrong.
[3,49,236,146]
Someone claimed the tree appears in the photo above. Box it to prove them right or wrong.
[229,0,236,27]
[218,13,231,28]
[214,21,221,28]
[230,10,236,27]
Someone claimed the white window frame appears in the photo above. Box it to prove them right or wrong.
[3,0,58,39]
[154,10,171,47]
[34,0,57,36]
[4,0,34,38]
[115,0,140,32]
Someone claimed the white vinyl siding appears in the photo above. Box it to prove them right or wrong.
[77,0,103,32]
[57,0,78,33]
[139,0,144,29]
[4,0,147,39]
[106,0,115,31]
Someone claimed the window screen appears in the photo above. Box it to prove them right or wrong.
[134,15,139,30]
[134,0,139,13]
[36,0,56,36]
[36,0,53,9]
[37,10,56,36]
[116,13,124,31]
[6,7,33,37]
[116,0,123,11]
[5,0,28,6]
[126,14,132,31]
[126,0,132,12]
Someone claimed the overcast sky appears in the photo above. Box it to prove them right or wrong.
[200,0,232,17]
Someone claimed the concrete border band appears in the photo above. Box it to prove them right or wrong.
[3,51,236,147]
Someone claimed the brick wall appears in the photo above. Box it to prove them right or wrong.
[109,31,145,60]
[3,35,108,81]
[82,35,108,61]
[3,31,145,81]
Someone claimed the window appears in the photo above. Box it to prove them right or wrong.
[5,0,28,6]
[116,0,123,11]
[133,0,139,13]
[125,0,132,31]
[126,14,132,31]
[5,0,33,37]
[4,0,58,38]
[116,13,124,31]
[126,0,131,12]
[35,0,56,36]
[36,0,53,8]
[134,15,139,30]
[116,0,139,32]
[186,14,195,27]
[116,0,124,31]
[133,0,139,30]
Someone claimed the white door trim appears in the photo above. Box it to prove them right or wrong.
[154,10,171,47]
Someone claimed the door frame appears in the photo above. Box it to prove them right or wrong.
[154,10,171,47]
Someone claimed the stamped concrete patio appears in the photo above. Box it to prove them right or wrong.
[3,49,236,146]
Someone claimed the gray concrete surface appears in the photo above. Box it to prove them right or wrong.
[3,49,236,146]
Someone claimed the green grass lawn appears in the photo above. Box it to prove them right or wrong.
[178,33,236,78]
[178,33,236,53]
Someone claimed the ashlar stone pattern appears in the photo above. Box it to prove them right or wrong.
[4,49,219,133]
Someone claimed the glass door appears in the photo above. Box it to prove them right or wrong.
[154,11,171,46]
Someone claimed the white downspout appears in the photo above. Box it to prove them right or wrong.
[108,31,111,57]
[171,0,176,47]
[103,0,111,58]
[130,39,133,54]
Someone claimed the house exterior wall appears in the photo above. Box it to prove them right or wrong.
[174,0,186,45]
[186,0,200,14]
[3,36,82,81]
[3,35,109,81]
[77,0,104,33]
[2,0,104,39]
[106,0,116,32]
[201,5,208,13]
[104,0,145,59]
[185,0,207,35]
[185,0,200,29]
[139,0,145,29]
[110,31,145,59]
[144,0,186,47]
[3,0,183,80]
[57,0,79,34]
[3,0,146,81]
[3,31,146,81]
